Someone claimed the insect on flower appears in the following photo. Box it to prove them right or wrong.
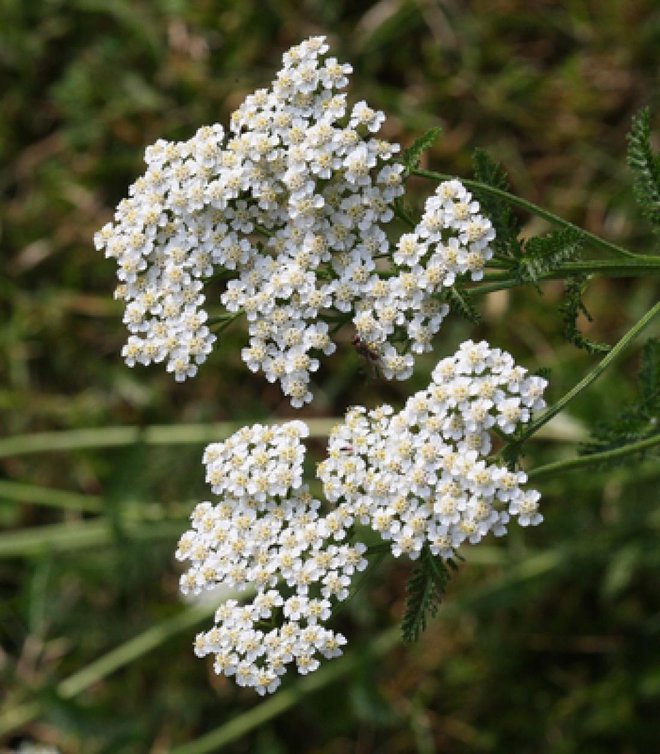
[352,335,381,362]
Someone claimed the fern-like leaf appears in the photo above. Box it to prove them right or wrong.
[401,547,458,643]
[516,228,584,284]
[402,127,443,173]
[580,338,659,461]
[559,275,611,354]
[471,148,522,258]
[444,286,481,325]
[626,108,660,232]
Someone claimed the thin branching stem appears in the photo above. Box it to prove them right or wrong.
[210,310,244,334]
[467,259,660,296]
[527,434,660,481]
[411,167,653,261]
[516,301,660,444]
[394,204,417,229]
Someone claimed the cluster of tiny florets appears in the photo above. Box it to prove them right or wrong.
[95,36,409,406]
[352,179,496,380]
[175,421,367,695]
[95,35,503,404]
[177,343,546,693]
[318,341,547,559]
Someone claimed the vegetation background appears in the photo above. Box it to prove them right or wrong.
[1,0,659,752]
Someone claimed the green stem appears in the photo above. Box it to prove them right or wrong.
[468,259,660,296]
[254,223,274,238]
[333,550,387,617]
[527,433,660,482]
[329,313,353,336]
[394,203,417,229]
[486,259,660,281]
[207,313,237,325]
[411,167,650,261]
[516,301,660,444]
[210,310,244,334]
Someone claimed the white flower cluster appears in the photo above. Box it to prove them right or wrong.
[318,341,547,559]
[177,343,547,694]
[95,35,502,404]
[94,36,409,406]
[352,179,496,380]
[175,421,367,695]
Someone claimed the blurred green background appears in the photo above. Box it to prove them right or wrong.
[1,1,659,752]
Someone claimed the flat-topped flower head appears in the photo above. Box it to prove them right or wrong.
[318,341,548,559]
[176,421,367,695]
[96,36,501,405]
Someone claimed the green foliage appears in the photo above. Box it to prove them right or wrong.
[559,275,612,354]
[470,151,588,287]
[401,126,442,173]
[401,547,459,643]
[626,108,660,237]
[471,148,523,258]
[444,286,481,325]
[516,227,584,284]
[581,338,660,461]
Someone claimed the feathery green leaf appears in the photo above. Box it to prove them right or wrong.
[402,127,443,173]
[471,149,522,258]
[445,286,481,325]
[626,108,660,233]
[559,275,612,354]
[580,338,659,463]
[401,547,458,643]
[517,228,584,284]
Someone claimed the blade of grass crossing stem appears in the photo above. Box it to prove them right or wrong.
[0,420,339,458]
[0,418,587,465]
[0,480,102,513]
[0,603,218,738]
[0,550,561,741]
[0,518,186,557]
[170,627,401,754]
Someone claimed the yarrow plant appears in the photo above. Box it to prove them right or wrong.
[93,35,660,700]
